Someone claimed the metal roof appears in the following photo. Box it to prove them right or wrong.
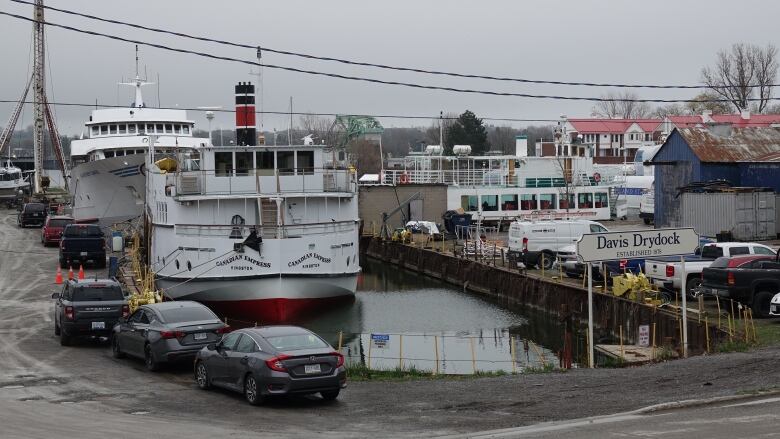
[673,126,780,163]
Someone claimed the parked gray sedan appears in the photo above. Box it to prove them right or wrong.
[111,301,230,371]
[194,326,346,405]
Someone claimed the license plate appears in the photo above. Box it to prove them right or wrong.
[91,321,105,330]
[304,364,321,374]
[194,333,207,340]
[80,251,88,256]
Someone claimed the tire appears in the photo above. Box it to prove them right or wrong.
[60,330,72,346]
[321,389,340,401]
[539,251,555,270]
[144,345,160,371]
[686,276,702,299]
[111,335,126,359]
[195,361,211,390]
[244,373,263,406]
[752,290,774,319]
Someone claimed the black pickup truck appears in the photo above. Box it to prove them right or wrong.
[701,253,780,318]
[59,224,106,268]
[52,279,129,346]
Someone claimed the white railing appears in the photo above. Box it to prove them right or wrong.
[172,168,356,197]
[381,168,621,188]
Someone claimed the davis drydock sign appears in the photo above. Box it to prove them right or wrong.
[576,228,699,262]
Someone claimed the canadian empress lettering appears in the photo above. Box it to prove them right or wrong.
[216,254,271,268]
[288,253,332,268]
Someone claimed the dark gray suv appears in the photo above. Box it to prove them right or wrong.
[52,279,129,346]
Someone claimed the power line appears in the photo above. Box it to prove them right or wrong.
[8,0,775,91]
[1,10,774,104]
[0,99,560,123]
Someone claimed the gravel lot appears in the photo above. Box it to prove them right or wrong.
[2,207,780,438]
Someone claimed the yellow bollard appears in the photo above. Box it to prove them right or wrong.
[399,334,404,370]
[367,335,373,370]
[434,335,440,375]
[529,341,546,368]
[619,325,624,360]
[337,331,343,352]
[510,336,517,374]
[716,295,722,329]
[470,337,477,374]
[750,309,758,344]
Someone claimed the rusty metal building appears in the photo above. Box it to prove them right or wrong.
[652,126,780,227]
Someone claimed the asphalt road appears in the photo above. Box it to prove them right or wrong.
[3,207,780,438]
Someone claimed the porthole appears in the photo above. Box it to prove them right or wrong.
[175,260,180,270]
[187,261,192,271]
[346,256,350,266]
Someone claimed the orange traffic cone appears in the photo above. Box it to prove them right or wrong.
[78,265,85,280]
[55,266,63,285]
[68,266,74,281]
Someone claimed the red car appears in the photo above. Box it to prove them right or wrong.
[41,215,74,246]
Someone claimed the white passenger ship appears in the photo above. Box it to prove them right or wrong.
[69,75,209,226]
[146,83,360,324]
[383,149,623,223]
[0,160,26,201]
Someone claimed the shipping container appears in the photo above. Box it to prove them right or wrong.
[681,191,776,241]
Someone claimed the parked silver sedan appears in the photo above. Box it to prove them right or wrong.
[111,301,230,371]
[194,326,346,405]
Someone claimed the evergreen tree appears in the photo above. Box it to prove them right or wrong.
[445,110,489,155]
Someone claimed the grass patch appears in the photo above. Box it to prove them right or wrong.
[750,319,780,347]
[345,363,517,381]
[716,340,751,353]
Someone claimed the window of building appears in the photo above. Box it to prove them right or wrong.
[500,194,518,211]
[165,123,173,133]
[578,193,594,208]
[297,150,314,175]
[461,195,478,211]
[645,133,651,141]
[480,195,498,211]
[594,192,609,208]
[128,124,136,134]
[256,151,274,169]
[560,193,576,209]
[156,123,164,133]
[539,193,556,210]
[277,151,295,174]
[235,152,253,176]
[214,151,233,177]
[520,194,537,210]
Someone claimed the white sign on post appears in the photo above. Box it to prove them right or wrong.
[576,228,699,262]
[638,325,650,347]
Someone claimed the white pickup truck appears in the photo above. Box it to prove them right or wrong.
[645,242,778,297]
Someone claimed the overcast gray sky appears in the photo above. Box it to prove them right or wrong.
[2,0,779,135]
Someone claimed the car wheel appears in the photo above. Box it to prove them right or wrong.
[54,322,60,336]
[539,251,555,270]
[111,335,126,359]
[60,330,72,346]
[244,373,263,406]
[686,277,702,299]
[144,345,160,371]
[752,291,774,319]
[321,389,340,401]
[195,361,211,390]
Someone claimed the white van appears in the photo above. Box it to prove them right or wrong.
[507,220,609,269]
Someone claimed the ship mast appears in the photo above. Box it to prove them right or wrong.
[32,0,45,193]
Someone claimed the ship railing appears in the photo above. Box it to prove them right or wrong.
[174,220,357,239]
[172,168,356,197]
[381,168,612,188]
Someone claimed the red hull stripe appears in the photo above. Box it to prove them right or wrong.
[202,296,354,326]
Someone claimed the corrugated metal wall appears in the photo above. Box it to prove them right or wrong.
[681,192,776,240]
[653,131,701,227]
[739,163,780,192]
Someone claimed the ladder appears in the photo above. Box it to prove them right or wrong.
[0,76,32,156]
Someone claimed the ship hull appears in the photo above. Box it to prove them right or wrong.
[156,273,358,324]
[70,155,146,226]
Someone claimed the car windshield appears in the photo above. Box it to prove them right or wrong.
[159,306,217,323]
[64,226,102,237]
[72,286,124,301]
[266,333,328,351]
[26,204,45,212]
[49,219,73,228]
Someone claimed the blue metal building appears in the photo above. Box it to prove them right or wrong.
[652,126,780,227]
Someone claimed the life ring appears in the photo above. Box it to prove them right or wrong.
[593,172,601,183]
[399,172,410,184]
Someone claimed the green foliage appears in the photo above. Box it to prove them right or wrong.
[445,110,490,155]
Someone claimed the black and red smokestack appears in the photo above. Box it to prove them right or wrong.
[235,82,256,146]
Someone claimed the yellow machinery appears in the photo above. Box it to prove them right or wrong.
[154,157,178,173]
[126,231,162,312]
[611,272,667,306]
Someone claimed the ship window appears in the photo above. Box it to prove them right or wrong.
[128,124,136,134]
[145,124,153,134]
[174,124,181,134]
[461,195,478,212]
[136,149,144,154]
[520,194,537,211]
[277,151,295,174]
[101,125,108,135]
[118,124,126,134]
[500,194,518,211]
[235,152,253,176]
[110,125,117,134]
[105,151,115,158]
[156,124,163,133]
[480,195,498,212]
[297,150,314,175]
[214,151,233,177]
[182,125,190,134]
[594,192,609,208]
[257,151,274,169]
[578,193,594,209]
[539,194,557,210]
[165,124,173,133]
[91,126,99,136]
[560,193,576,209]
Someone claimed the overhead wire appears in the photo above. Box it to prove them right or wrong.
[0,10,775,104]
[8,0,776,91]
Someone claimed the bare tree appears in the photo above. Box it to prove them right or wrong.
[701,43,778,113]
[592,91,652,118]
[684,92,733,115]
[424,112,458,146]
[651,104,686,118]
[486,126,518,154]
[298,114,338,146]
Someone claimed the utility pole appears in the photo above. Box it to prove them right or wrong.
[439,111,444,150]
[32,0,45,193]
